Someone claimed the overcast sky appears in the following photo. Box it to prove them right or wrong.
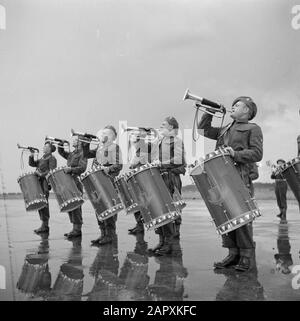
[0,0,300,192]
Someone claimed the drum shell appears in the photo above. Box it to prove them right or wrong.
[52,268,84,301]
[17,172,47,211]
[127,165,180,231]
[81,169,123,221]
[47,168,84,212]
[119,252,149,290]
[190,152,260,235]
[88,269,124,301]
[279,158,300,208]
[17,256,49,295]
[115,176,140,214]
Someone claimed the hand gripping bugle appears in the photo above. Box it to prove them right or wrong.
[183,88,230,118]
[17,143,39,153]
[71,128,100,145]
[45,136,70,145]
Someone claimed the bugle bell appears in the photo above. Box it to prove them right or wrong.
[121,123,159,142]
[17,143,39,153]
[183,88,229,118]
[71,128,100,145]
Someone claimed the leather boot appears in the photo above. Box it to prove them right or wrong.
[91,225,106,246]
[34,221,49,234]
[155,236,173,256]
[235,248,255,272]
[98,227,113,245]
[280,209,287,221]
[234,256,251,272]
[66,224,82,239]
[148,234,164,254]
[173,222,180,239]
[214,248,240,269]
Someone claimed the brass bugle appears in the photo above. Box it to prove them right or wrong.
[45,136,70,145]
[71,129,100,145]
[121,124,159,142]
[183,88,230,118]
[17,143,39,153]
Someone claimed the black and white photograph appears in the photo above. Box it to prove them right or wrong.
[0,0,300,308]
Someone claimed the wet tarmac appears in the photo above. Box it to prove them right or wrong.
[1,199,300,301]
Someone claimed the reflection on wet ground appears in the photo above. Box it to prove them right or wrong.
[1,199,300,301]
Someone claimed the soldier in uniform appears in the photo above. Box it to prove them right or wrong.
[57,136,87,239]
[29,141,57,234]
[149,116,186,256]
[198,96,263,272]
[83,125,122,246]
[128,129,153,235]
[271,159,288,220]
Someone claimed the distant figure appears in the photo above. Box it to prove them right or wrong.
[271,159,288,220]
[297,135,300,156]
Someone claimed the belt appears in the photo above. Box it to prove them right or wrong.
[276,179,286,182]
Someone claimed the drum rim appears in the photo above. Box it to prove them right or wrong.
[17,171,40,182]
[189,149,231,176]
[127,163,158,180]
[125,252,149,267]
[60,197,84,211]
[25,198,48,210]
[80,166,106,180]
[114,173,128,182]
[96,202,124,221]
[278,156,300,173]
[49,166,67,174]
[216,209,261,235]
[144,210,180,231]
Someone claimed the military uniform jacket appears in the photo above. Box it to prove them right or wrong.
[29,153,57,194]
[157,135,186,194]
[129,142,152,170]
[58,147,87,192]
[83,142,122,178]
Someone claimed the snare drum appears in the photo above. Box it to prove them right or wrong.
[278,157,300,207]
[81,167,123,221]
[47,167,84,212]
[88,269,124,301]
[114,174,140,214]
[17,255,50,296]
[127,164,181,231]
[17,172,48,211]
[190,147,261,235]
[119,252,149,290]
[52,264,84,300]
